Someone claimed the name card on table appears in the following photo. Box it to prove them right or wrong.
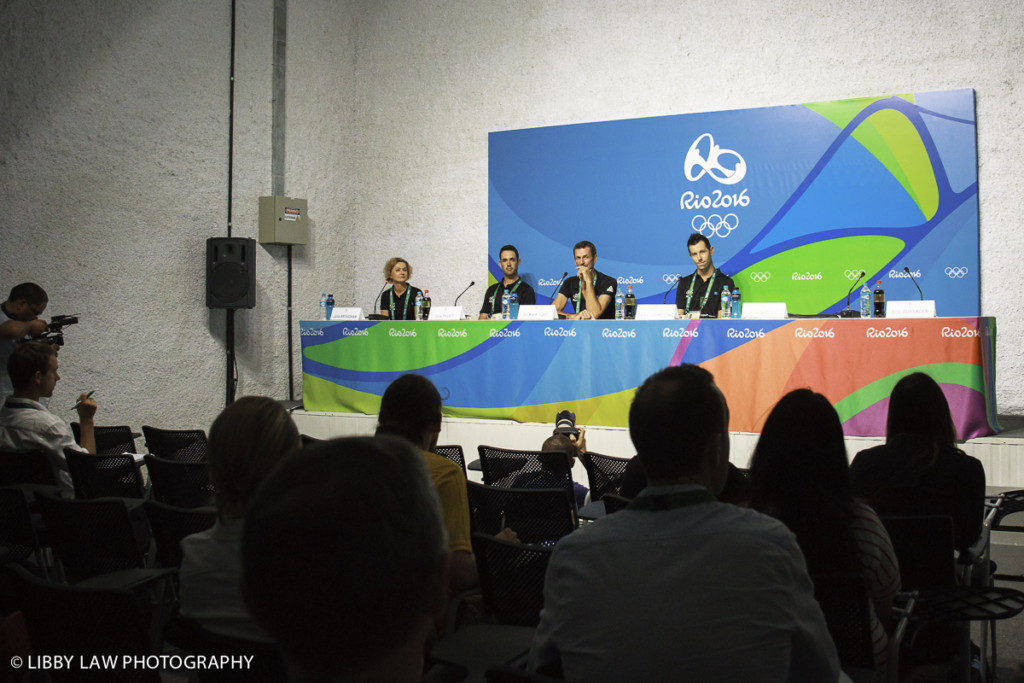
[428,306,463,321]
[741,302,788,319]
[886,300,936,318]
[635,304,678,320]
[329,307,364,321]
[516,305,557,320]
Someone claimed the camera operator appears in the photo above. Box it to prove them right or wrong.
[0,283,49,405]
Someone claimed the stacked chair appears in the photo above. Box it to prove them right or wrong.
[141,426,210,463]
[71,422,138,455]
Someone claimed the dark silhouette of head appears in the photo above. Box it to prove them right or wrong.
[886,372,956,450]
[376,374,443,450]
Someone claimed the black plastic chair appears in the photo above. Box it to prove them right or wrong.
[579,451,629,501]
[988,489,1024,582]
[812,572,878,676]
[34,491,167,589]
[477,445,572,488]
[0,486,51,578]
[467,482,576,545]
[142,501,216,568]
[65,451,146,500]
[142,426,209,463]
[435,444,468,476]
[601,493,632,514]
[144,454,214,508]
[6,563,161,680]
[0,449,62,487]
[71,422,138,455]
[472,533,553,628]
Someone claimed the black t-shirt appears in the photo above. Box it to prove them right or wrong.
[558,270,618,319]
[479,278,537,316]
[675,269,735,317]
[380,285,423,320]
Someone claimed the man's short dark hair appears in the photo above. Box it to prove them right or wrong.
[242,435,447,680]
[7,283,48,307]
[573,241,597,257]
[8,341,55,390]
[376,374,442,447]
[686,234,711,251]
[498,244,520,260]
[629,365,725,481]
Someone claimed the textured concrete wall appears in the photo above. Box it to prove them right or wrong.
[2,0,1021,433]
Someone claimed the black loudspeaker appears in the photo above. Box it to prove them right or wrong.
[206,238,256,309]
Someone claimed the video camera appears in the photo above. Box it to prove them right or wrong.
[35,314,79,347]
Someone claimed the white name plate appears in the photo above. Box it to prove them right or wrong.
[635,304,678,320]
[428,306,463,321]
[741,302,788,319]
[329,307,363,321]
[886,300,936,318]
[516,305,557,320]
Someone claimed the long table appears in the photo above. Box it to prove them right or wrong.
[300,317,999,439]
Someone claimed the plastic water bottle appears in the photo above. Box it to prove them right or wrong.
[859,284,871,318]
[422,290,432,320]
[319,292,327,319]
[720,286,731,319]
[414,292,424,321]
[509,292,519,320]
[624,286,636,319]
[501,291,511,320]
[614,290,625,319]
[731,288,741,318]
[873,280,886,318]
[324,294,335,321]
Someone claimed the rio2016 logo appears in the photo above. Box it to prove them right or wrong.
[684,133,747,185]
[865,327,909,339]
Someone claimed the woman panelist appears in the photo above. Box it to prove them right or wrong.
[379,257,422,320]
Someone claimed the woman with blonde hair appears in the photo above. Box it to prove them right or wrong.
[380,257,423,320]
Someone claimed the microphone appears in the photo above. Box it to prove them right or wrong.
[368,279,390,320]
[904,267,924,301]
[549,272,568,303]
[454,281,475,307]
[839,271,866,318]
[663,276,683,304]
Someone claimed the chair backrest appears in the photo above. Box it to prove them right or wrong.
[65,451,146,499]
[477,445,571,487]
[811,572,876,672]
[35,491,147,582]
[992,489,1024,531]
[880,514,957,590]
[0,450,60,487]
[601,493,632,514]
[71,423,138,455]
[434,444,467,476]
[144,454,215,508]
[472,533,553,627]
[580,452,629,500]
[5,563,156,671]
[142,426,210,463]
[142,501,216,568]
[0,487,45,569]
[467,482,576,544]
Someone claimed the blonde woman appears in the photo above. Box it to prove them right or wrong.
[380,257,423,320]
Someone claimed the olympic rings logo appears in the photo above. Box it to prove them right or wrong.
[748,272,771,283]
[945,267,969,279]
[684,133,747,185]
[663,273,683,285]
[843,269,864,281]
[691,213,738,238]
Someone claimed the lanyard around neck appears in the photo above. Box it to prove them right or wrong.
[389,286,411,319]
[627,488,716,512]
[492,279,522,313]
[684,269,717,312]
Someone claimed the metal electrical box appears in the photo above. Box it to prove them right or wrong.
[258,195,308,245]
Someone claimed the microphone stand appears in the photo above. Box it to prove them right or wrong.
[838,271,866,318]
[664,276,682,304]
[904,267,924,300]
[549,272,568,315]
[367,280,390,320]
[454,281,475,307]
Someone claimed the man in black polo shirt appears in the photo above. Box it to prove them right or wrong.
[553,241,617,320]
[478,244,536,319]
[676,234,735,318]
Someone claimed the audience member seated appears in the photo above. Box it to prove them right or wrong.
[376,373,516,592]
[178,395,300,642]
[619,453,750,504]
[528,365,839,681]
[242,435,450,682]
[850,372,985,553]
[748,389,900,674]
[0,341,96,495]
[508,433,589,508]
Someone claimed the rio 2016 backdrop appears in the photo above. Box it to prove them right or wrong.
[488,89,979,315]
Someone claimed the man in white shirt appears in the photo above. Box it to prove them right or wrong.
[0,341,97,494]
[528,364,840,682]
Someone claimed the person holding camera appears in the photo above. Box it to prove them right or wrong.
[0,283,49,405]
